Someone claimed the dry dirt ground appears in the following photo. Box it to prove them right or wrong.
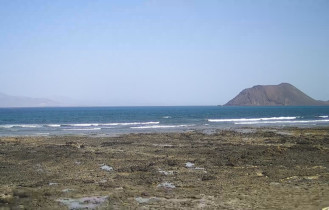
[0,127,329,209]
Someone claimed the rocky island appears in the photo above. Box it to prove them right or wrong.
[225,83,329,106]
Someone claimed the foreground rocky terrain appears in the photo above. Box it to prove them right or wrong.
[0,127,329,209]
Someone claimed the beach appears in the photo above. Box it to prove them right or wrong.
[0,127,329,209]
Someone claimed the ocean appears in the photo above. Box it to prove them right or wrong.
[0,106,329,136]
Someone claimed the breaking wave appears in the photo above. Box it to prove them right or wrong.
[162,116,171,119]
[0,122,160,129]
[208,116,329,125]
[46,124,61,127]
[0,124,42,128]
[63,128,102,131]
[208,117,297,122]
[67,123,99,127]
[318,116,328,118]
[100,122,159,126]
[131,125,189,129]
[235,119,329,125]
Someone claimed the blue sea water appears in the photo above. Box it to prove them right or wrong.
[0,106,329,136]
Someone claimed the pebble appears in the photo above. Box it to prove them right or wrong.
[100,165,113,172]
[62,189,74,193]
[0,193,13,204]
[157,182,176,189]
[158,169,174,175]
[135,197,159,204]
[57,196,108,209]
[185,162,195,168]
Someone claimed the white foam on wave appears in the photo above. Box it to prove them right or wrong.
[63,128,101,131]
[47,124,61,127]
[131,125,189,129]
[235,119,329,125]
[1,124,60,129]
[208,116,297,122]
[163,116,171,119]
[47,122,159,128]
[0,124,43,128]
[0,122,161,131]
[0,125,15,128]
[68,123,99,127]
[318,116,329,118]
[15,124,42,128]
[101,122,159,126]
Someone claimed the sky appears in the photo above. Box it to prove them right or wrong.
[0,0,328,106]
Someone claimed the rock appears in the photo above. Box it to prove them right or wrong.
[185,162,195,168]
[256,171,264,177]
[269,182,280,186]
[100,165,113,172]
[303,175,319,180]
[167,159,178,166]
[17,205,25,209]
[57,196,108,209]
[158,169,174,175]
[157,182,176,189]
[141,192,149,197]
[62,189,74,193]
[13,189,29,198]
[201,174,216,181]
[135,197,159,204]
[0,193,13,204]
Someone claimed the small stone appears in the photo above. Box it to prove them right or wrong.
[157,182,176,189]
[0,193,13,204]
[185,162,195,168]
[135,197,150,204]
[57,196,108,209]
[256,171,264,177]
[100,165,113,172]
[141,192,149,197]
[135,197,159,204]
[62,189,74,193]
[158,169,174,175]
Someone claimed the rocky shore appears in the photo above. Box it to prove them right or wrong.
[1,127,329,209]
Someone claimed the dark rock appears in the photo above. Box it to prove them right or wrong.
[167,159,178,166]
[201,174,216,181]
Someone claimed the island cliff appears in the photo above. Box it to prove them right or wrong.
[225,83,329,106]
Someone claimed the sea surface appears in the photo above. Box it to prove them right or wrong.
[0,106,329,136]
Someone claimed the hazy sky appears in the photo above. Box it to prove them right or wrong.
[1,0,328,106]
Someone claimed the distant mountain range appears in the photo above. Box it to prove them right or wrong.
[225,83,329,106]
[0,92,60,107]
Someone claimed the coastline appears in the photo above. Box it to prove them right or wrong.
[1,106,329,137]
[1,127,329,209]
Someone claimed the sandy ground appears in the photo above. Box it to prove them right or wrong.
[0,127,329,209]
